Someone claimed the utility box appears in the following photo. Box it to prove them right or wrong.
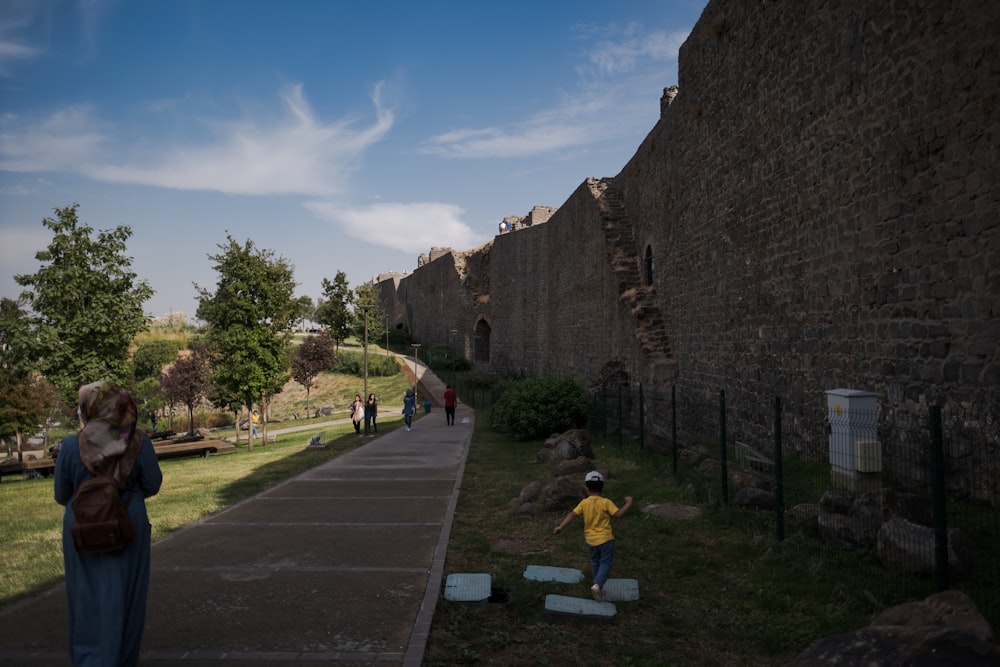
[826,389,878,474]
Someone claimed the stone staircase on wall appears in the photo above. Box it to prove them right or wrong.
[589,177,674,375]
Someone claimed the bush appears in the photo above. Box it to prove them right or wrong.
[331,351,401,378]
[489,375,588,440]
[425,345,471,372]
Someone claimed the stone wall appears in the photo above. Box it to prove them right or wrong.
[378,0,998,460]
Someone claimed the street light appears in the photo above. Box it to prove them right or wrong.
[385,315,390,356]
[410,343,422,400]
[359,305,372,435]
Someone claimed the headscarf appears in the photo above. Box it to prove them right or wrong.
[77,381,144,486]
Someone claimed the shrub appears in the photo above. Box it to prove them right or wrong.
[489,375,588,440]
[331,351,401,377]
[425,345,471,372]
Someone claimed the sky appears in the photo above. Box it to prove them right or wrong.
[0,0,708,321]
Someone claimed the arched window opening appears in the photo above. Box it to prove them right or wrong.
[474,319,491,364]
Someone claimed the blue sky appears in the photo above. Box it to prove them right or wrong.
[1,0,707,320]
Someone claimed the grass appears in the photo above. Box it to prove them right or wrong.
[421,423,884,667]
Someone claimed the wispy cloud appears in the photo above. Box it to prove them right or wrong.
[0,83,395,197]
[0,106,107,172]
[0,0,48,76]
[304,200,484,254]
[422,23,690,160]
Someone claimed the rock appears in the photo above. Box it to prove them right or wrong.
[553,457,593,477]
[877,517,974,576]
[540,476,585,511]
[788,590,1000,666]
[678,444,712,466]
[819,489,855,515]
[511,480,542,507]
[817,512,879,550]
[786,503,820,530]
[734,487,775,511]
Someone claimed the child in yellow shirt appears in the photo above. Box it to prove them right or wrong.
[554,470,633,600]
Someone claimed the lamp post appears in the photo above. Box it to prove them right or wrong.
[410,343,422,400]
[385,315,390,356]
[359,305,372,435]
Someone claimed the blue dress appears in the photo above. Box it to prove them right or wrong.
[54,434,163,666]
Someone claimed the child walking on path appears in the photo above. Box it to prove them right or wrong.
[553,470,632,601]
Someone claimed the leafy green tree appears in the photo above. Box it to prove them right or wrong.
[291,330,334,417]
[195,235,297,450]
[314,271,352,350]
[352,282,386,347]
[159,350,209,437]
[294,294,314,332]
[14,204,153,406]
[0,298,60,452]
[132,339,184,382]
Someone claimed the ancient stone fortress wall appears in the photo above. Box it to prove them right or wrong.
[378,0,998,461]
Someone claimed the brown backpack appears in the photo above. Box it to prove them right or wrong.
[71,472,135,555]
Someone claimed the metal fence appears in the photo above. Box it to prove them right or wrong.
[589,384,1000,629]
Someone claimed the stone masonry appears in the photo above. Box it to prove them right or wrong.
[376,0,998,467]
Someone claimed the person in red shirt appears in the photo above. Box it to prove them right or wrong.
[443,385,457,425]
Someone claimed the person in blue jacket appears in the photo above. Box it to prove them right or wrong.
[55,381,163,666]
[402,387,416,431]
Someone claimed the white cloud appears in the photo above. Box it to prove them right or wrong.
[304,200,484,254]
[0,106,106,172]
[0,83,395,198]
[420,24,690,160]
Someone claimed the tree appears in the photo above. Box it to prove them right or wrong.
[159,351,209,436]
[294,295,314,332]
[195,235,297,450]
[352,282,386,347]
[14,205,153,407]
[0,298,60,453]
[132,339,184,382]
[291,330,334,417]
[314,271,352,350]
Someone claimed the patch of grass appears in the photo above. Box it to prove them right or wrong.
[423,422,877,666]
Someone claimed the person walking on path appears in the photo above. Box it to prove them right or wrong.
[251,409,260,438]
[54,381,163,666]
[350,394,364,435]
[553,470,632,601]
[402,387,416,431]
[443,385,457,425]
[365,393,378,434]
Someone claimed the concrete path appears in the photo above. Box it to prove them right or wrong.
[0,361,470,666]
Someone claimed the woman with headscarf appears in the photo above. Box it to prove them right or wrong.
[402,387,416,432]
[54,381,163,666]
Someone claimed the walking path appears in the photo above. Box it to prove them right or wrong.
[0,359,469,666]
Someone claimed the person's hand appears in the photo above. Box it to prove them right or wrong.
[624,496,633,505]
[553,526,563,534]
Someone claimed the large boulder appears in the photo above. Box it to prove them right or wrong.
[877,517,974,576]
[539,476,585,511]
[788,590,999,666]
[553,457,593,477]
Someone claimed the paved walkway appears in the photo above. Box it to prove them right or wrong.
[0,359,470,666]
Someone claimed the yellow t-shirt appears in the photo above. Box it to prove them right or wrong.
[572,495,620,547]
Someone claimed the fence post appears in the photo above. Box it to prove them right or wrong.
[671,385,678,475]
[774,395,785,541]
[720,389,728,506]
[929,405,949,592]
[639,384,645,453]
[618,385,624,451]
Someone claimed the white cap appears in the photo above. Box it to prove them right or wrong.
[585,471,604,482]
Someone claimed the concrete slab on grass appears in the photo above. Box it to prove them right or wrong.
[523,565,584,584]
[602,578,640,601]
[544,594,617,624]
[444,573,492,604]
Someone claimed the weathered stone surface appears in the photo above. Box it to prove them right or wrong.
[510,480,542,508]
[375,0,999,504]
[786,503,820,529]
[553,457,593,477]
[817,512,879,550]
[734,487,775,511]
[877,517,974,576]
[788,591,1000,666]
[540,476,585,511]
